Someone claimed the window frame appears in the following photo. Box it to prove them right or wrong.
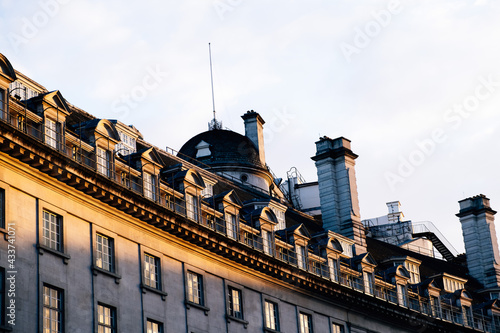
[44,117,61,150]
[298,311,313,333]
[331,320,345,333]
[264,299,280,332]
[184,266,209,314]
[95,233,114,273]
[146,318,163,333]
[143,253,161,290]
[97,302,117,333]
[225,212,237,239]
[96,146,112,177]
[0,188,4,230]
[42,284,64,333]
[0,267,5,328]
[143,172,157,201]
[227,286,243,319]
[186,193,199,222]
[0,88,4,116]
[92,226,121,282]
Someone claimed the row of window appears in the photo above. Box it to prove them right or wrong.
[40,282,343,333]
[42,284,162,333]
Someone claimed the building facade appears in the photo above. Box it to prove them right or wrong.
[0,52,500,333]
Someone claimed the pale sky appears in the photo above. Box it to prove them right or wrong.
[1,0,500,253]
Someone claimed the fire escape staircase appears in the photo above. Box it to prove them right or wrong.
[412,222,458,261]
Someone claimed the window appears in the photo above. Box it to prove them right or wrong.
[405,262,420,284]
[120,171,130,187]
[262,230,273,255]
[43,285,63,333]
[200,183,213,198]
[270,207,285,230]
[0,188,4,229]
[299,312,313,333]
[264,300,279,331]
[45,118,60,149]
[0,268,4,326]
[71,146,81,162]
[328,258,339,282]
[363,272,374,295]
[228,287,243,319]
[97,303,116,333]
[186,194,199,222]
[147,319,163,333]
[143,172,156,201]
[97,147,111,177]
[397,284,407,307]
[17,114,25,132]
[186,271,203,305]
[296,245,307,269]
[42,211,62,252]
[144,253,160,289]
[0,88,4,116]
[332,323,344,333]
[96,234,114,272]
[430,295,441,317]
[116,131,136,155]
[225,212,237,239]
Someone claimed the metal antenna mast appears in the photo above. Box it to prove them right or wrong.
[208,43,222,130]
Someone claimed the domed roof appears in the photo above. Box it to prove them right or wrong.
[178,129,265,169]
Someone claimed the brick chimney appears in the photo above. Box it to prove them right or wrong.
[241,110,265,166]
[457,194,500,290]
[311,136,366,255]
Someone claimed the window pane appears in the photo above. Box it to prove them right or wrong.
[43,285,62,333]
[42,211,61,251]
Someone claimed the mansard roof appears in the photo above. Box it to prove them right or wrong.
[0,53,16,82]
[178,129,265,169]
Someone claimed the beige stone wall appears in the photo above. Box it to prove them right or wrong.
[0,152,413,333]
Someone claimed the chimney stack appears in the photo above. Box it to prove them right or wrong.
[242,110,265,166]
[312,136,366,255]
[457,194,500,290]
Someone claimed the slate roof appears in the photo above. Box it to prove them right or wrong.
[178,129,265,169]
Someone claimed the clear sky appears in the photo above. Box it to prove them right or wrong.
[1,0,499,253]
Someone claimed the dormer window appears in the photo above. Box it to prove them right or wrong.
[225,212,237,239]
[363,272,374,295]
[328,258,339,282]
[0,88,4,115]
[96,147,111,177]
[116,131,136,155]
[144,172,157,201]
[405,261,420,284]
[397,284,408,307]
[201,183,213,198]
[45,117,61,150]
[296,245,307,270]
[262,230,274,255]
[186,193,199,222]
